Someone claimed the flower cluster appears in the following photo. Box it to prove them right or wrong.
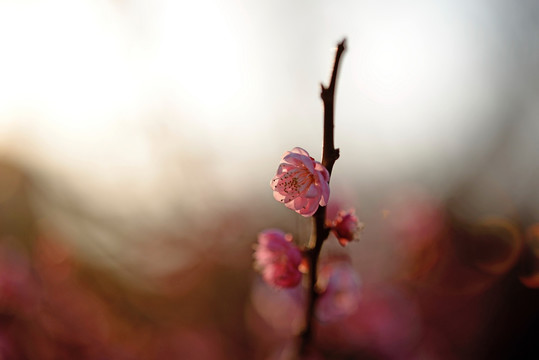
[254,147,365,292]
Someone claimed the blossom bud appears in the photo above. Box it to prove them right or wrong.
[330,209,364,247]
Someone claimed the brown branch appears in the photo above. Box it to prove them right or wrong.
[298,38,347,358]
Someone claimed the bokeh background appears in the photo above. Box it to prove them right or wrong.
[0,0,538,359]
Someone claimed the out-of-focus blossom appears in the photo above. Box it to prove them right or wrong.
[316,259,361,322]
[254,229,302,288]
[329,209,364,247]
[271,147,330,217]
[388,189,445,248]
[385,188,446,280]
[318,284,422,358]
[518,223,539,288]
[0,330,16,360]
[249,279,305,337]
[267,340,325,360]
[0,244,36,313]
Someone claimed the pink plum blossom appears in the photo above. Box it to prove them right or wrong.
[330,209,364,247]
[271,147,330,217]
[316,259,361,322]
[254,229,303,288]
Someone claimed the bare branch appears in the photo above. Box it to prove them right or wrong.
[298,38,347,358]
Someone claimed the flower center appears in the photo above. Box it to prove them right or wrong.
[276,168,314,199]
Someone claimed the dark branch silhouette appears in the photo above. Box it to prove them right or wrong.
[299,38,347,358]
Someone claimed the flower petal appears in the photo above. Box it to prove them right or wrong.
[315,162,330,182]
[290,147,310,157]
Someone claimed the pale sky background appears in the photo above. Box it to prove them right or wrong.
[0,0,537,275]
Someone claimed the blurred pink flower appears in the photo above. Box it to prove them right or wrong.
[316,260,361,322]
[0,245,36,312]
[254,229,302,288]
[250,279,305,336]
[330,209,364,247]
[317,284,422,358]
[271,147,330,217]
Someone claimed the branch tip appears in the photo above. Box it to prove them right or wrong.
[338,38,347,51]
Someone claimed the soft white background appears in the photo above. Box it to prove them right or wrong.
[0,0,537,274]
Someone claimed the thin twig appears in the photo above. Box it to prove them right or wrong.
[298,38,347,358]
